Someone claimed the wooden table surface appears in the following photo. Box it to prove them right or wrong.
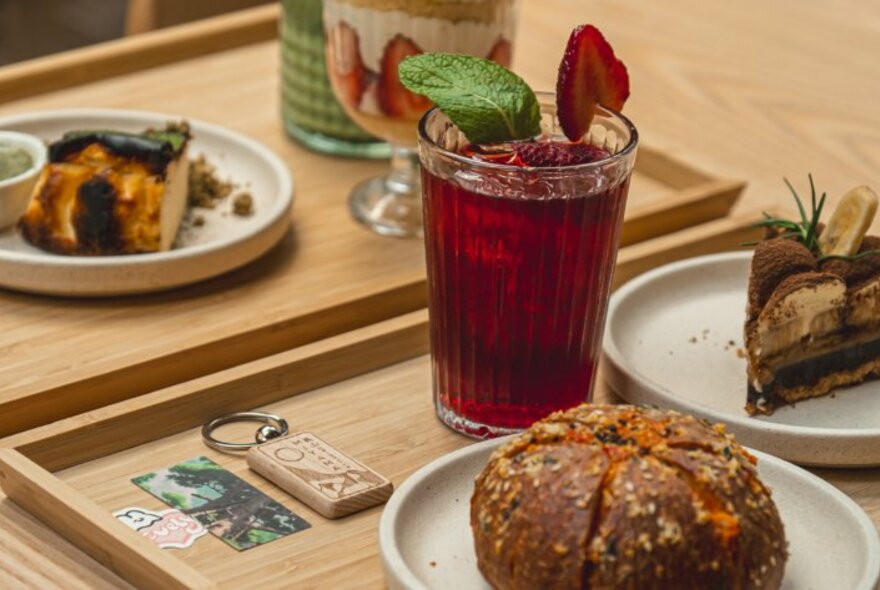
[8,354,878,590]
[0,43,427,436]
[0,3,741,439]
[1,0,879,587]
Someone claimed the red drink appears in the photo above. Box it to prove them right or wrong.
[419,97,638,438]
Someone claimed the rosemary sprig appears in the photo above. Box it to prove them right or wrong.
[742,175,880,263]
[746,174,826,254]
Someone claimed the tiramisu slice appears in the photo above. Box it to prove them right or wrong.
[745,180,880,415]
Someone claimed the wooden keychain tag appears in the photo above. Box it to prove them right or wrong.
[246,432,393,519]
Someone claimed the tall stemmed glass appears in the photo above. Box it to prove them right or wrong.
[324,0,519,237]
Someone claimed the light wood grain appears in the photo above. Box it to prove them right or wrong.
[0,14,736,438]
[0,495,132,590]
[0,450,214,590]
[4,355,876,590]
[619,178,744,247]
[0,0,877,585]
[0,4,280,104]
[3,212,761,467]
[0,214,777,589]
[125,0,275,36]
[7,310,431,472]
[615,206,763,287]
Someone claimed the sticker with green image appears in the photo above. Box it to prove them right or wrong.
[132,456,310,551]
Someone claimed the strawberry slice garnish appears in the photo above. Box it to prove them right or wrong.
[486,38,512,67]
[377,35,433,118]
[327,22,368,108]
[556,25,630,141]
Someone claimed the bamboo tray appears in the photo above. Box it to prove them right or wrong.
[0,212,774,590]
[0,7,744,438]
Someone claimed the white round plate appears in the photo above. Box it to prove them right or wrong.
[0,109,293,296]
[379,437,880,590]
[603,251,880,467]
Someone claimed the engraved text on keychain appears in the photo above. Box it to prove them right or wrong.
[202,412,393,519]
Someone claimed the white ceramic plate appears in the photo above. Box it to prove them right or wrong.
[379,437,880,590]
[603,252,880,467]
[0,109,293,296]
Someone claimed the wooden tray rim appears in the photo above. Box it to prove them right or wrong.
[0,0,745,439]
[0,211,767,589]
[0,141,744,439]
[0,4,282,104]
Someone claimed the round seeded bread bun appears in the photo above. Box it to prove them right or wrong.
[470,404,787,589]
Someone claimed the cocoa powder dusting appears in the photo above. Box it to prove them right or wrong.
[748,238,817,317]
[819,236,880,288]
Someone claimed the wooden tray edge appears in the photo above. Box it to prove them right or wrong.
[632,147,714,189]
[621,177,745,247]
[0,161,746,438]
[0,280,427,438]
[4,209,769,469]
[0,4,279,104]
[0,210,772,590]
[5,309,431,471]
[614,206,772,290]
[0,449,215,590]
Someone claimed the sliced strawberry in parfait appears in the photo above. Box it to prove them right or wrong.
[486,38,512,67]
[377,35,433,118]
[327,21,369,108]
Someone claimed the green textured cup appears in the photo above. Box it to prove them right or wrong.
[281,0,390,158]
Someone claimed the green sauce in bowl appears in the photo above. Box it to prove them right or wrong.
[0,143,34,181]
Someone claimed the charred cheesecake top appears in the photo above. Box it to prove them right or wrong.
[49,125,188,177]
[18,123,191,256]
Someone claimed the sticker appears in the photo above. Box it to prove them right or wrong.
[113,507,207,549]
[132,456,310,551]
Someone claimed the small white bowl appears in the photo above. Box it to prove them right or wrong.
[0,131,46,230]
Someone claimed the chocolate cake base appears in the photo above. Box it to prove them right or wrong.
[747,335,880,415]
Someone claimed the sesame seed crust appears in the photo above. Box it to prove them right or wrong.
[470,404,787,590]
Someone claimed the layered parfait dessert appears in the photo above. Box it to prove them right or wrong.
[402,26,637,435]
[324,0,517,147]
[281,0,388,157]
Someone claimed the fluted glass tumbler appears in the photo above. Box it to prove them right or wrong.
[419,95,639,438]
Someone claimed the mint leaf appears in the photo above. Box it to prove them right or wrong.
[399,53,541,145]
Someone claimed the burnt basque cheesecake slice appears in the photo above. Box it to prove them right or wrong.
[745,183,880,415]
[18,124,190,255]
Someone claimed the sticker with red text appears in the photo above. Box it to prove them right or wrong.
[113,507,207,549]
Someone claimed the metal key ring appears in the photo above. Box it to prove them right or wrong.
[202,411,289,453]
